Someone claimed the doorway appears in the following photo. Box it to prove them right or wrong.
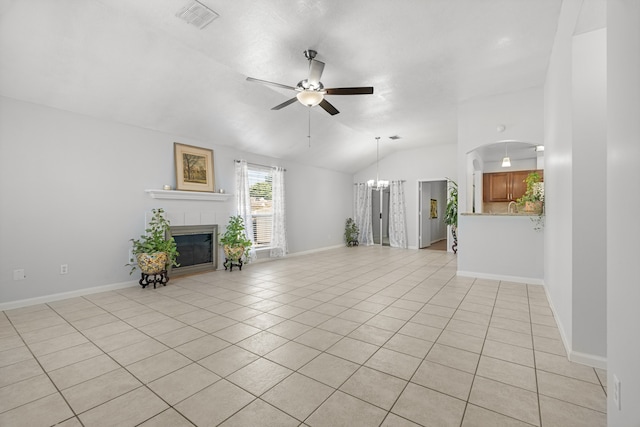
[371,188,390,245]
[418,180,447,249]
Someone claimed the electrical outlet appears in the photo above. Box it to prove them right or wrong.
[613,374,621,410]
[60,264,68,275]
[13,269,25,280]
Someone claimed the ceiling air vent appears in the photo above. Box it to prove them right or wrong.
[176,1,219,29]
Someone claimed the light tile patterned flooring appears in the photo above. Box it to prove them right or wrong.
[0,246,607,426]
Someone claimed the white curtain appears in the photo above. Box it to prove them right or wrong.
[389,180,408,248]
[234,160,256,261]
[354,183,374,245]
[270,166,287,257]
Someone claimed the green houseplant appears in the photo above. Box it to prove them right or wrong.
[219,215,253,270]
[517,171,544,213]
[127,208,179,275]
[344,218,359,246]
[443,179,458,253]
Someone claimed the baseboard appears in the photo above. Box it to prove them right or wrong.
[542,285,607,369]
[569,350,607,369]
[286,244,345,257]
[0,280,139,311]
[457,270,544,285]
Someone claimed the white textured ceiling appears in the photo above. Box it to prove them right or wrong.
[0,0,563,173]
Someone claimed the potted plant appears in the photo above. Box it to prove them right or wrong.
[219,215,252,270]
[127,208,179,287]
[344,218,359,246]
[443,179,458,253]
[517,172,544,213]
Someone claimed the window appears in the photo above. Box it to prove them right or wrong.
[248,165,273,248]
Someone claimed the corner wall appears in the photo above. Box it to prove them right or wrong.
[543,1,607,367]
[607,0,640,424]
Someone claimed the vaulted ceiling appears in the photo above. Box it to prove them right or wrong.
[0,0,564,173]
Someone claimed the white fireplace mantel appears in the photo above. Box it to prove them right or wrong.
[145,189,232,201]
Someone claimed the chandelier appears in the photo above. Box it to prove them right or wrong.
[367,137,389,190]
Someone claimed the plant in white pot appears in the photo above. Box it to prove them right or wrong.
[517,172,544,214]
[127,208,179,287]
[219,215,252,271]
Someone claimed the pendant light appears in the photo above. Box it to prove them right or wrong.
[501,142,511,168]
[367,137,389,189]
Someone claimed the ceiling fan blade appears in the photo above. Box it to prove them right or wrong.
[325,87,374,95]
[246,76,296,91]
[319,99,340,116]
[308,59,325,86]
[271,97,298,110]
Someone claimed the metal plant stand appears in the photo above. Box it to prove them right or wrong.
[224,258,243,271]
[139,271,169,289]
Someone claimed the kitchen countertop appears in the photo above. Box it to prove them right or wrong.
[461,212,543,216]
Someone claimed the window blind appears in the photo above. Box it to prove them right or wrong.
[248,165,273,248]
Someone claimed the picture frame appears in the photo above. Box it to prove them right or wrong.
[430,199,438,219]
[174,143,215,192]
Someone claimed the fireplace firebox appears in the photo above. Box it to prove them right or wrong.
[167,225,217,276]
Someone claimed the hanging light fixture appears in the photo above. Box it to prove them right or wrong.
[501,142,511,168]
[367,137,389,189]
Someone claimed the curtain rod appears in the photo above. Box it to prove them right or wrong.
[235,160,286,172]
[353,180,406,185]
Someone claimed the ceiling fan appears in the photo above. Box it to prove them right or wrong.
[246,50,374,116]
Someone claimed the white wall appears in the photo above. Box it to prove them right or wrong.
[571,28,607,360]
[543,0,579,363]
[456,87,545,278]
[607,0,640,424]
[457,87,545,215]
[543,1,608,367]
[458,215,544,283]
[0,97,352,307]
[353,143,457,249]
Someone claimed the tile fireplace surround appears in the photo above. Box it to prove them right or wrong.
[0,246,607,426]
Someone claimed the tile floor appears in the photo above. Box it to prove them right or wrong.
[0,246,607,426]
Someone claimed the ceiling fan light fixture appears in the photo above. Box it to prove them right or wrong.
[296,90,324,107]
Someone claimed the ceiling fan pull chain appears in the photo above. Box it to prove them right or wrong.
[308,107,312,147]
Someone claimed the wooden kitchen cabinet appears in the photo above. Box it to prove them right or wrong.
[483,170,543,202]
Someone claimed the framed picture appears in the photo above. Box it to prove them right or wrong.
[430,199,438,219]
[174,143,215,192]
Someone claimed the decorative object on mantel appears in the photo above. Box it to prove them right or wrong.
[126,208,179,288]
[174,142,215,192]
[344,218,359,247]
[219,215,253,271]
[443,179,458,254]
[163,185,172,190]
